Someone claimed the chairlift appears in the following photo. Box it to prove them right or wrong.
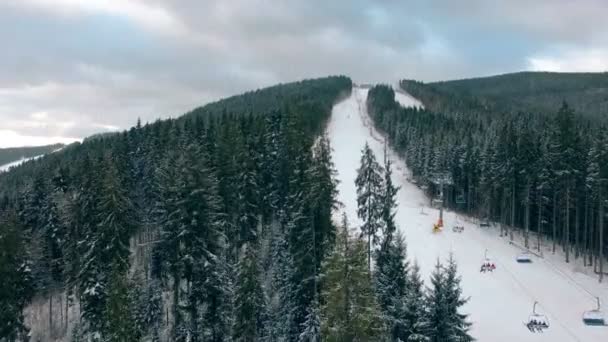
[452,218,464,233]
[583,297,606,326]
[480,249,496,273]
[525,301,550,333]
[516,252,533,263]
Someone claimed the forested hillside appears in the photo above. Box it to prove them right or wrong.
[0,144,65,167]
[0,76,353,341]
[401,71,608,120]
[368,83,607,283]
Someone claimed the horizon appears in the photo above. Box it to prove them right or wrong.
[2,0,608,147]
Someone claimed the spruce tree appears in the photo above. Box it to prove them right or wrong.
[443,256,473,341]
[374,231,408,341]
[233,242,267,342]
[320,215,351,341]
[381,153,399,238]
[310,134,340,271]
[356,142,384,270]
[403,263,429,342]
[425,260,449,342]
[320,215,383,341]
[104,264,138,342]
[0,210,34,341]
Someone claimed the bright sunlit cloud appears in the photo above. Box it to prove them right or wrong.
[0,129,80,148]
[528,48,608,72]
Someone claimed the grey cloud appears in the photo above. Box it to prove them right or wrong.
[1,0,607,144]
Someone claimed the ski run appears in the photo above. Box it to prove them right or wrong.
[326,85,608,341]
[0,155,43,173]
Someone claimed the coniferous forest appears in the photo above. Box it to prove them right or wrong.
[0,76,473,342]
[367,82,608,283]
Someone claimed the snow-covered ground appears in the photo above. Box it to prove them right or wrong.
[326,85,608,341]
[0,155,42,173]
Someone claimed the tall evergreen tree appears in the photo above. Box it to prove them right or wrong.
[403,263,429,342]
[374,231,409,341]
[104,264,139,342]
[356,142,384,270]
[0,210,34,341]
[321,215,383,341]
[233,242,267,342]
[443,256,473,341]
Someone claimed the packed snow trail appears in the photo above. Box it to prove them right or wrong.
[0,155,42,172]
[326,85,608,341]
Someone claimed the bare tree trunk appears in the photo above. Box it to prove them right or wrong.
[65,290,69,334]
[537,187,543,252]
[525,184,530,249]
[584,195,589,266]
[590,206,595,267]
[600,185,604,283]
[49,292,53,338]
[575,197,580,259]
[510,184,515,241]
[59,292,64,333]
[553,192,558,254]
[566,185,570,263]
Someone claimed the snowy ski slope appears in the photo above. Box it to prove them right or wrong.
[326,85,608,341]
[0,155,42,173]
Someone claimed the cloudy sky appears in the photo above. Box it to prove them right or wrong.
[1,0,607,147]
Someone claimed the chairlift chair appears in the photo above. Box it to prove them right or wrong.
[516,252,533,263]
[480,249,496,273]
[452,218,464,232]
[525,301,550,333]
[583,297,606,326]
[479,218,490,228]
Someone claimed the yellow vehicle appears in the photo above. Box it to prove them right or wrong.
[433,223,442,233]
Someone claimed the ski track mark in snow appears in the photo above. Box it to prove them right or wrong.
[326,86,608,342]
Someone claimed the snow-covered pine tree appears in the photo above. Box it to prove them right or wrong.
[268,219,297,341]
[349,232,384,340]
[310,134,340,272]
[320,214,383,341]
[236,148,260,249]
[403,262,429,342]
[374,231,409,341]
[104,263,139,341]
[299,298,321,342]
[443,255,473,341]
[177,143,230,342]
[424,260,449,342]
[286,157,317,340]
[320,214,351,340]
[80,155,136,340]
[233,242,267,342]
[381,151,399,238]
[356,142,384,270]
[0,209,34,341]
